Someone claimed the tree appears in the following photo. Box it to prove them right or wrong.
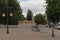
[34,14,46,24]
[27,9,33,21]
[45,0,60,37]
[0,0,22,25]
[20,14,26,21]
[46,0,60,23]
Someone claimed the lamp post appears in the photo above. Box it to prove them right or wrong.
[5,0,9,34]
[2,0,13,34]
[2,12,13,34]
[7,12,13,34]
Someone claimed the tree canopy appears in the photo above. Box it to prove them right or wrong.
[27,9,33,21]
[0,0,23,25]
[46,0,60,23]
[34,14,46,24]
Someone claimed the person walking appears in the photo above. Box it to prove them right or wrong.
[35,23,40,32]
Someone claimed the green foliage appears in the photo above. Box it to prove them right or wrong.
[46,0,60,23]
[27,9,33,21]
[20,14,26,21]
[0,0,22,25]
[34,14,46,24]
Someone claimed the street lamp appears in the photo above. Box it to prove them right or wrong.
[2,0,13,34]
[5,0,12,34]
[2,12,13,34]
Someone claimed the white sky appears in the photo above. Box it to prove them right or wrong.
[19,0,46,17]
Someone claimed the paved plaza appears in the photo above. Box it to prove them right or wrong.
[0,24,60,40]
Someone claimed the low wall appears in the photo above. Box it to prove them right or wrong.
[18,21,35,27]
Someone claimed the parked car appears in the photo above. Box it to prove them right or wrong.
[54,24,60,30]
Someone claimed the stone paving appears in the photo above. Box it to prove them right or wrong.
[0,25,60,40]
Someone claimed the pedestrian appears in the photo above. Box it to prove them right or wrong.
[45,24,48,28]
[35,23,40,32]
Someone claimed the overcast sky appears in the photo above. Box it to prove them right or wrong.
[18,0,46,17]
